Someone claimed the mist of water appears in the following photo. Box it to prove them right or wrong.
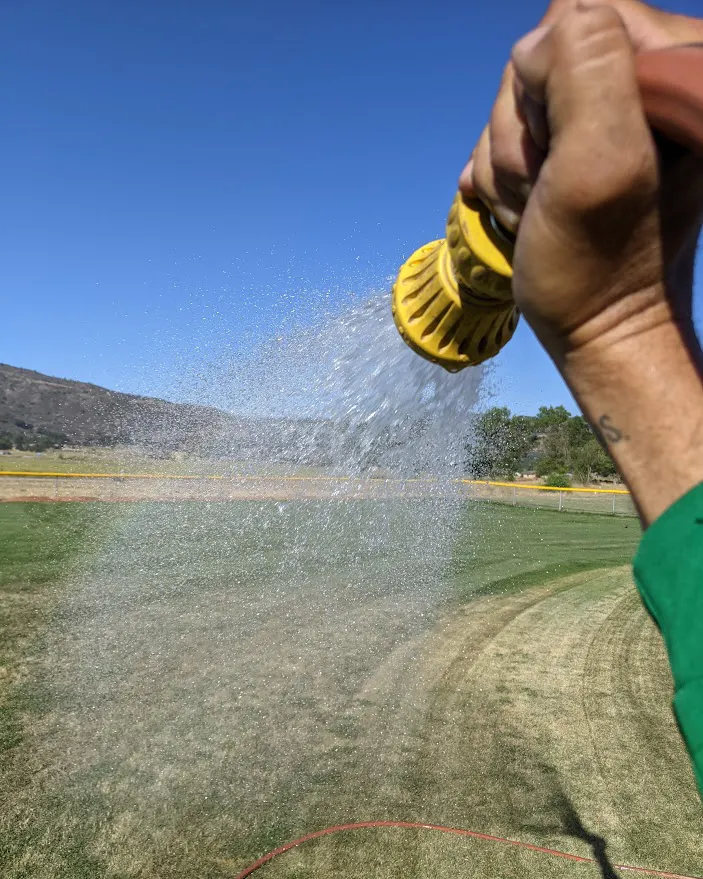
[10,290,492,877]
[183,291,486,476]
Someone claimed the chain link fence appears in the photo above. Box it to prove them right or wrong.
[462,480,636,516]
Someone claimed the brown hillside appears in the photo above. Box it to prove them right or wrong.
[0,363,332,460]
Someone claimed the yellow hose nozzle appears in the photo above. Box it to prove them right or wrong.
[392,194,519,372]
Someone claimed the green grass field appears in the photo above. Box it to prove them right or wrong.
[0,448,177,474]
[0,500,700,878]
[0,447,332,477]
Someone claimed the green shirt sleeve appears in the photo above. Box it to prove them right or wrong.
[634,481,703,797]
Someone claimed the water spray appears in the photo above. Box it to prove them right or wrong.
[392,46,703,371]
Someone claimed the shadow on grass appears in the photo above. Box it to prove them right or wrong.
[517,759,618,879]
[559,795,619,879]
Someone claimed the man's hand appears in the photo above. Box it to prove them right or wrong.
[461,0,703,525]
[460,0,703,347]
[460,0,703,361]
[511,7,703,360]
[460,0,703,229]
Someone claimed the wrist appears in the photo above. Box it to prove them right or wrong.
[526,284,674,372]
[555,315,703,525]
[566,287,674,363]
[561,310,692,409]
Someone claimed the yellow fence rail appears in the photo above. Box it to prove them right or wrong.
[468,479,629,495]
[0,471,629,494]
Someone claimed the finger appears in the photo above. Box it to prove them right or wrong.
[461,64,545,231]
[488,63,540,205]
[539,0,578,24]
[515,6,658,212]
[516,84,549,153]
[511,26,551,106]
[548,8,654,178]
[511,0,673,104]
[470,124,522,231]
[549,7,642,135]
[511,28,552,167]
[458,156,475,197]
[536,0,667,48]
[548,0,677,50]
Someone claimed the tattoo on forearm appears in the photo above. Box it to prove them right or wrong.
[596,415,629,445]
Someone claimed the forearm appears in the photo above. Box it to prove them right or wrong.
[552,297,703,525]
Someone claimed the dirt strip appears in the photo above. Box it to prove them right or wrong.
[0,476,637,515]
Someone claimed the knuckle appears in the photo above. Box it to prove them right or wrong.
[558,148,657,214]
[551,5,631,70]
[555,5,625,44]
[605,144,658,196]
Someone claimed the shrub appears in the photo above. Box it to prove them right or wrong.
[534,456,560,478]
[544,471,571,488]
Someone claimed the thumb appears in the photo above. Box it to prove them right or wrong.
[512,6,658,212]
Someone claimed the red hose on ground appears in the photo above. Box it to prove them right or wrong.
[233,820,702,879]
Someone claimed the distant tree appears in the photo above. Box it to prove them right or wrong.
[571,437,617,482]
[37,429,68,449]
[565,415,593,449]
[534,405,571,429]
[534,455,563,478]
[466,404,617,485]
[468,407,535,478]
[511,414,539,472]
[0,434,13,450]
[30,436,53,453]
[517,448,544,473]
[540,421,571,472]
[534,414,599,478]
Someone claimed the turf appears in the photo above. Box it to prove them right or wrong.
[0,500,700,879]
[0,448,332,476]
[0,502,121,585]
[451,501,640,597]
[0,448,178,474]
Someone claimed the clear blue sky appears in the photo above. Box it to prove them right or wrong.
[2,0,701,414]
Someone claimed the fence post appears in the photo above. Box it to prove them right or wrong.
[612,494,616,515]
[513,486,517,506]
[558,491,563,512]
